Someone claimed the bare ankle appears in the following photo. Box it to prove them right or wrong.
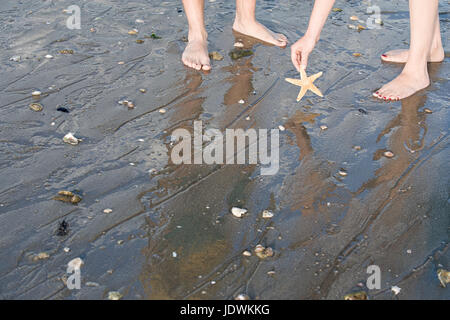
[188,29,208,42]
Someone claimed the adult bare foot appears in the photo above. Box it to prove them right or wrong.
[232,20,287,47]
[381,46,444,63]
[373,70,430,101]
[182,37,211,71]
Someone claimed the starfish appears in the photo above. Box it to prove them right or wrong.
[285,68,323,102]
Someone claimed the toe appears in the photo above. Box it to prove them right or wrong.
[202,64,211,71]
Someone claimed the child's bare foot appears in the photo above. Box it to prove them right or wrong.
[232,20,287,47]
[373,70,430,101]
[381,46,444,63]
[182,37,211,71]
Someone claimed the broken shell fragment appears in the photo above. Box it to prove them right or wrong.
[238,99,245,104]
[45,54,54,59]
[338,169,348,177]
[353,53,362,57]
[53,191,82,204]
[234,41,244,48]
[29,103,43,112]
[383,151,394,158]
[209,51,224,61]
[320,125,328,130]
[350,16,359,21]
[159,108,166,114]
[108,291,123,300]
[103,208,113,214]
[437,269,450,287]
[32,252,50,262]
[139,88,147,93]
[235,294,250,300]
[262,210,274,219]
[63,132,82,145]
[32,90,42,97]
[10,55,21,62]
[128,29,138,35]
[231,207,247,218]
[391,286,401,295]
[136,39,144,44]
[68,257,84,270]
[424,108,432,114]
[344,291,367,300]
[357,25,366,31]
[278,125,285,131]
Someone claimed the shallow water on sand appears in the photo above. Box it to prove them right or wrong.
[0,0,448,299]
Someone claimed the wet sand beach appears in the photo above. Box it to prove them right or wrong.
[0,0,449,299]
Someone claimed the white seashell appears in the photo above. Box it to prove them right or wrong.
[235,293,250,300]
[45,54,54,59]
[159,108,166,114]
[242,250,252,257]
[262,210,274,219]
[320,125,328,130]
[231,207,247,218]
[63,247,71,253]
[172,251,177,258]
[238,99,245,104]
[234,42,244,48]
[63,132,81,145]
[278,125,285,131]
[32,90,42,96]
[135,19,144,24]
[391,286,401,295]
[103,208,113,214]
[10,55,21,62]
[68,257,84,270]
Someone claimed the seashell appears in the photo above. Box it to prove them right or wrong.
[10,55,21,62]
[63,247,71,253]
[136,19,144,24]
[86,282,99,287]
[262,210,274,219]
[53,191,82,204]
[68,257,84,270]
[59,49,74,54]
[90,28,96,33]
[108,291,123,300]
[391,286,401,295]
[118,61,125,65]
[231,207,247,218]
[238,99,245,104]
[374,18,383,25]
[320,125,328,130]
[338,169,348,177]
[278,125,285,131]
[353,145,361,151]
[45,54,54,59]
[344,291,367,300]
[29,103,43,112]
[267,271,276,276]
[437,269,450,287]
[255,245,274,259]
[209,51,224,61]
[58,190,74,196]
[32,252,50,262]
[117,240,124,245]
[348,24,357,30]
[353,53,362,57]
[357,24,366,31]
[139,88,147,93]
[103,208,113,214]
[32,90,42,97]
[383,151,394,158]
[423,108,432,114]
[245,116,250,121]
[350,16,359,21]
[234,41,244,48]
[242,250,251,257]
[136,39,144,44]
[128,29,138,35]
[159,108,166,114]
[63,132,81,145]
[235,294,250,300]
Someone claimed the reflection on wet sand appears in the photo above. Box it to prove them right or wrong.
[140,40,263,299]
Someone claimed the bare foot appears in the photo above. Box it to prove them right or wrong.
[373,70,430,101]
[182,38,211,71]
[232,20,287,47]
[381,46,444,63]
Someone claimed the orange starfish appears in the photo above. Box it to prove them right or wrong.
[285,68,323,102]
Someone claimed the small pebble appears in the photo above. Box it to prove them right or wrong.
[262,210,274,219]
[63,247,71,253]
[45,54,54,59]
[139,88,147,93]
[32,90,42,97]
[242,250,252,257]
[231,207,247,218]
[383,151,394,158]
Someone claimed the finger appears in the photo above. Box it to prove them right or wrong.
[291,48,301,72]
[300,51,309,69]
